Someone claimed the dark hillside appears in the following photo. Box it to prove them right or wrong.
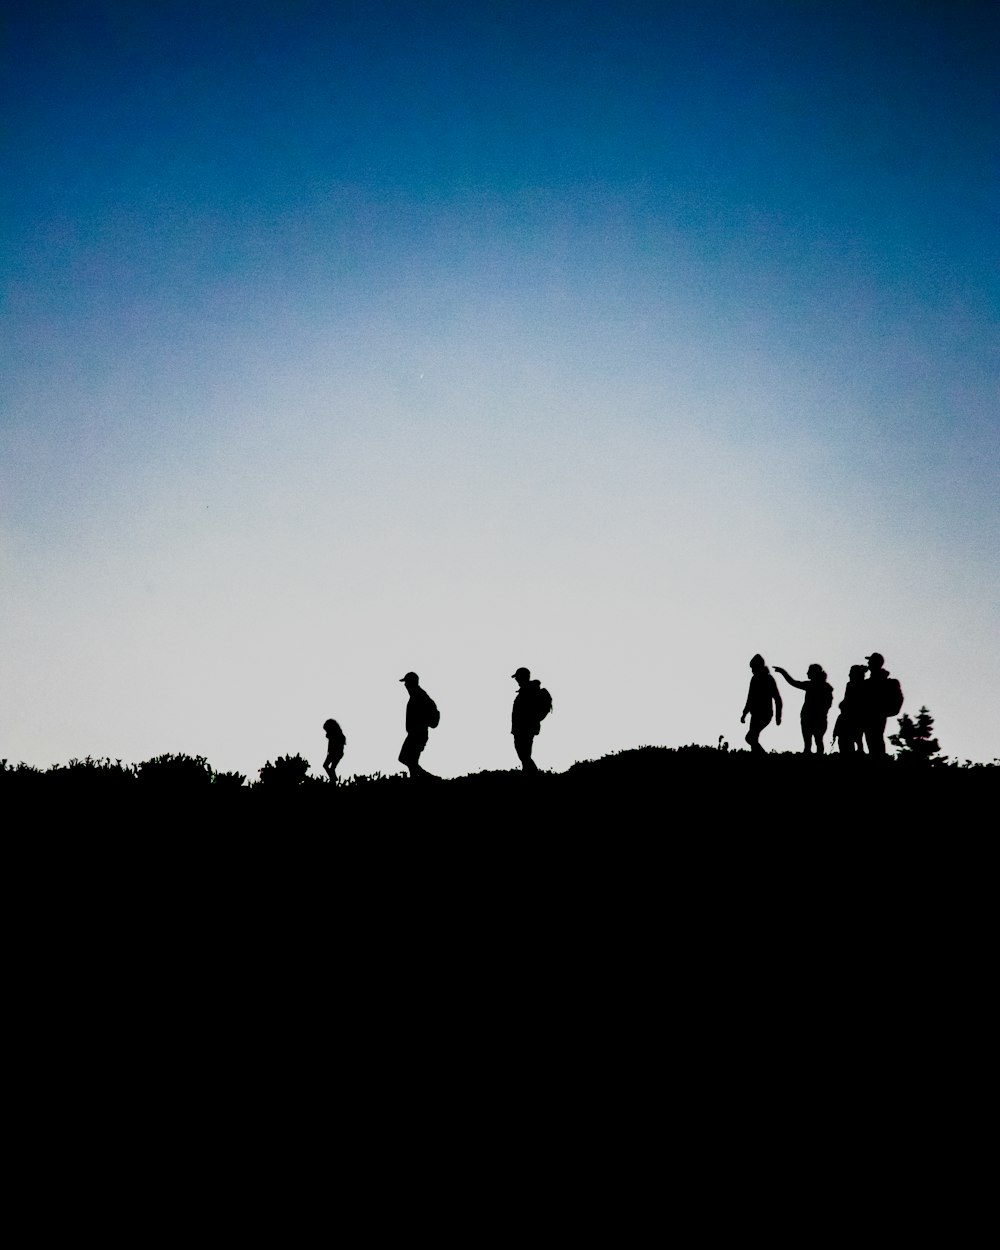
[5,745,994,835]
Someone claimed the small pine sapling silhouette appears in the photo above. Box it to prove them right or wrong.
[889,706,944,764]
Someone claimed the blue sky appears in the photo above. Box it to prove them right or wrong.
[3,1,998,775]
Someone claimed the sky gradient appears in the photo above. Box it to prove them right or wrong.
[3,0,998,777]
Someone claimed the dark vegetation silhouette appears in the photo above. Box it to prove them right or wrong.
[4,738,995,834]
[889,707,944,764]
[258,753,313,788]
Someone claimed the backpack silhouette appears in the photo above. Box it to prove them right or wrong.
[532,682,553,722]
[425,696,441,729]
[882,678,904,717]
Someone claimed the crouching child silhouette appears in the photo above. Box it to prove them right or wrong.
[741,654,782,755]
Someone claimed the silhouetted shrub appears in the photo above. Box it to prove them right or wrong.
[257,754,310,788]
[48,756,136,793]
[211,770,247,789]
[890,707,944,764]
[135,753,213,790]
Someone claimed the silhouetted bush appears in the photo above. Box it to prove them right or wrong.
[49,756,136,793]
[211,770,247,789]
[135,753,213,790]
[257,754,310,788]
[890,707,944,764]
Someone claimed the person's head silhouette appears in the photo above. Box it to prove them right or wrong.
[512,666,531,688]
[865,652,885,673]
[749,654,767,673]
[400,672,420,691]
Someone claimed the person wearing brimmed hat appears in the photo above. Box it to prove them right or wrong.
[774,662,834,753]
[511,666,552,773]
[398,672,439,779]
[832,665,867,753]
[740,654,782,755]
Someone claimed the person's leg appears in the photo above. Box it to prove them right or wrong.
[399,733,425,776]
[815,718,827,755]
[800,714,811,753]
[747,713,771,754]
[514,732,538,772]
[865,718,887,757]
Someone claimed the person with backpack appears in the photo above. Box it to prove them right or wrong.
[831,665,867,754]
[511,667,552,773]
[740,654,782,755]
[774,663,834,754]
[398,672,440,779]
[322,718,346,782]
[862,652,904,757]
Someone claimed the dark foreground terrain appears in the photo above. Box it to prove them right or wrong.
[8,741,992,1198]
[5,744,994,835]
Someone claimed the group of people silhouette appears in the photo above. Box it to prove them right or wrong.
[741,651,904,757]
[322,666,553,782]
[320,652,902,781]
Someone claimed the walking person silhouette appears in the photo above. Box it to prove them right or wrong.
[322,718,346,782]
[398,672,440,779]
[511,667,552,773]
[741,654,782,754]
[774,664,834,754]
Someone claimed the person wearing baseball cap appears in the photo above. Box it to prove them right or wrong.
[511,667,552,773]
[862,652,903,757]
[398,672,440,778]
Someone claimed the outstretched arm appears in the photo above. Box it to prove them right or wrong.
[774,667,808,691]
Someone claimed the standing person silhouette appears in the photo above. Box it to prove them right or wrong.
[774,664,834,754]
[832,665,867,754]
[511,667,552,773]
[862,652,903,758]
[322,718,346,782]
[398,672,439,779]
[741,654,782,754]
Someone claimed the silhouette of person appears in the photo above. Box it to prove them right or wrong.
[832,665,867,754]
[774,664,834,754]
[322,718,346,782]
[862,652,898,758]
[741,654,782,754]
[511,667,552,773]
[398,672,439,779]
